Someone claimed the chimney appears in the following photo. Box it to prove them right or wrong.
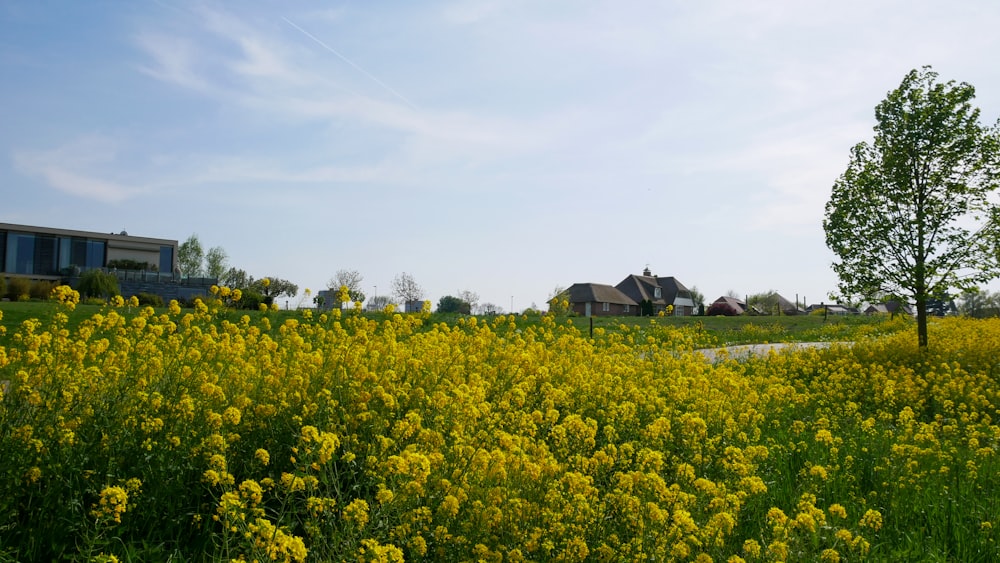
[642,266,651,277]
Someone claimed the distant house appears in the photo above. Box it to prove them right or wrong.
[807,303,858,315]
[561,267,696,317]
[864,300,913,316]
[775,294,806,315]
[615,268,697,316]
[709,296,747,315]
[563,283,638,317]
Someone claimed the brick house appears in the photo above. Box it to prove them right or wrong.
[561,267,696,317]
[563,283,638,317]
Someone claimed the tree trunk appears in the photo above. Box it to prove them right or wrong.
[915,294,928,348]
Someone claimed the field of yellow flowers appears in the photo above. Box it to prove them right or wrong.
[2,286,1000,562]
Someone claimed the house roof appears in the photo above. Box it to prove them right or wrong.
[616,274,694,307]
[713,296,747,313]
[565,283,637,305]
[775,294,805,313]
[865,300,913,315]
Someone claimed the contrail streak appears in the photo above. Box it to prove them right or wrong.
[282,16,417,110]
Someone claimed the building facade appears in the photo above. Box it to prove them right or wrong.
[1,223,177,279]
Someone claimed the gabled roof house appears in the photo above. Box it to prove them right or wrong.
[564,283,638,317]
[559,267,696,317]
[615,267,696,316]
[775,294,806,315]
[864,300,914,316]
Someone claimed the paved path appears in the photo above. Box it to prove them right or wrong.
[694,342,849,362]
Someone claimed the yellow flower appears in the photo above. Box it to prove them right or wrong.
[835,529,853,543]
[343,498,370,528]
[255,448,270,466]
[815,428,835,446]
[860,509,883,531]
[356,539,403,563]
[742,539,761,558]
[439,494,460,517]
[809,464,828,480]
[828,503,848,519]
[222,406,241,426]
[92,486,129,524]
[376,486,394,505]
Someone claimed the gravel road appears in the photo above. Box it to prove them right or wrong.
[694,341,850,362]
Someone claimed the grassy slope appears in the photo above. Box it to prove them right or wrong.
[1,300,905,347]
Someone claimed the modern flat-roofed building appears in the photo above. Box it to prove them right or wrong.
[0,222,177,280]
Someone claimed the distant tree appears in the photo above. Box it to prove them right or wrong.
[725,289,741,299]
[688,285,706,310]
[747,291,780,315]
[178,234,205,277]
[458,290,480,312]
[253,277,298,304]
[205,246,229,280]
[368,295,392,311]
[958,288,1000,318]
[438,295,471,314]
[547,287,571,315]
[391,272,424,304]
[329,269,366,303]
[824,66,1000,348]
[639,299,654,317]
[221,268,254,289]
[475,302,501,315]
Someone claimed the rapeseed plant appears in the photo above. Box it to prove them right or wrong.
[2,288,999,560]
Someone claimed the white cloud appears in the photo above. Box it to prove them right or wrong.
[12,137,145,204]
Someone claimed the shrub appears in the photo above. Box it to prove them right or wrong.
[107,259,156,271]
[136,292,165,308]
[181,294,211,309]
[437,295,471,314]
[706,302,740,316]
[0,277,6,299]
[30,280,56,300]
[235,290,264,310]
[5,277,30,301]
[77,270,120,299]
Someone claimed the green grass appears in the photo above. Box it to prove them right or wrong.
[1,300,910,348]
[565,312,907,345]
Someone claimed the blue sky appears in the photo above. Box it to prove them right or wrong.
[3,1,1000,311]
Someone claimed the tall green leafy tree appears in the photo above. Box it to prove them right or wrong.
[205,246,229,280]
[178,234,205,277]
[824,67,1000,348]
